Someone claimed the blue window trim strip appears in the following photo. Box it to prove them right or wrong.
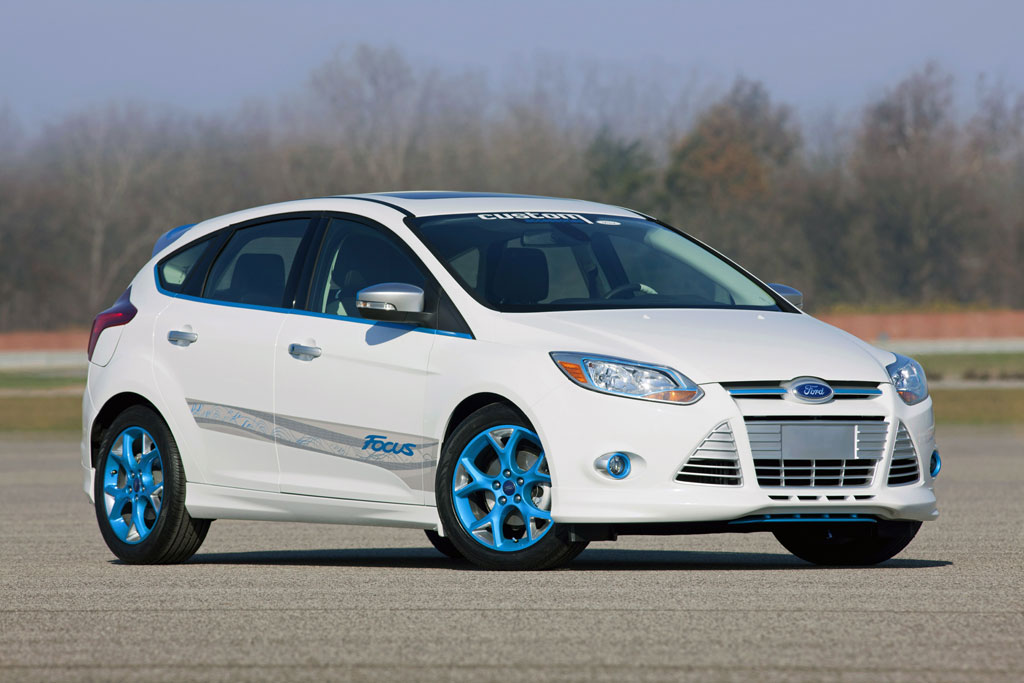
[153,265,473,340]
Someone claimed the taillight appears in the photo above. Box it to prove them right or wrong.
[87,287,137,361]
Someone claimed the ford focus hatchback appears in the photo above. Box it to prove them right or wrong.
[83,192,939,570]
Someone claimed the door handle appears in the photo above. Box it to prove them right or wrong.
[167,330,198,346]
[288,343,322,360]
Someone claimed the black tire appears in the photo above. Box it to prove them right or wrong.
[424,529,464,560]
[436,403,587,570]
[93,406,210,564]
[774,520,922,566]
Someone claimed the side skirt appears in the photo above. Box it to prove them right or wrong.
[185,483,440,529]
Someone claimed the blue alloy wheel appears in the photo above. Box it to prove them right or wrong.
[102,426,164,544]
[451,425,552,551]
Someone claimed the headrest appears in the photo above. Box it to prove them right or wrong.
[231,253,285,304]
[332,234,383,288]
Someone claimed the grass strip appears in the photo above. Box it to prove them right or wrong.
[0,396,82,432]
[930,388,1024,425]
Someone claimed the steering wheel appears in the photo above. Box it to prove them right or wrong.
[604,282,658,299]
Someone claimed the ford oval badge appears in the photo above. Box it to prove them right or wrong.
[787,377,834,403]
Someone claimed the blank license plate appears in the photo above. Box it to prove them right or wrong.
[781,425,855,459]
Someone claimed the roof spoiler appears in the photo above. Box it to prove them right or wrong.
[151,223,196,257]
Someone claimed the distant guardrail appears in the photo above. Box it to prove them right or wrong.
[0,351,87,370]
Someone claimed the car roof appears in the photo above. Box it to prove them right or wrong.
[151,192,650,260]
[339,191,646,219]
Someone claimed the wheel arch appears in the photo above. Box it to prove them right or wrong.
[90,392,163,468]
[442,392,533,449]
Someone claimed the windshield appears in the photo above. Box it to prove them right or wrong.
[409,213,784,313]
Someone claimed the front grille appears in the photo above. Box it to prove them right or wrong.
[676,422,742,486]
[747,419,887,487]
[724,381,882,400]
[887,422,920,485]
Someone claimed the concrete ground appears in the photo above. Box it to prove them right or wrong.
[1,427,1022,682]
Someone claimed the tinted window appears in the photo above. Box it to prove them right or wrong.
[204,218,310,307]
[309,219,428,317]
[607,234,734,305]
[157,236,214,293]
[410,213,782,312]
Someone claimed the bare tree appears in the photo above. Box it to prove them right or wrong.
[2,51,1024,332]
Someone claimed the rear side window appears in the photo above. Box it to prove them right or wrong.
[204,219,310,308]
[157,237,214,294]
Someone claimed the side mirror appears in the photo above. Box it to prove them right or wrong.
[768,283,803,310]
[356,283,433,324]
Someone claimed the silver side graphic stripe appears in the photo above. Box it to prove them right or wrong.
[186,400,438,491]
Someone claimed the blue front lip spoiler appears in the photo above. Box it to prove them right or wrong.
[729,513,877,525]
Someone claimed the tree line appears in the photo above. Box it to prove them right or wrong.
[1,47,1022,331]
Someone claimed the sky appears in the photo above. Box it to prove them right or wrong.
[3,0,1023,130]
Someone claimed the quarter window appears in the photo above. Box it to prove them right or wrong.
[204,219,310,308]
[157,236,214,294]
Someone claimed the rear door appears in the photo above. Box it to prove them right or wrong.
[273,215,443,504]
[152,214,318,491]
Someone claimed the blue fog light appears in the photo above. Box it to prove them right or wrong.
[594,453,631,479]
[930,450,942,478]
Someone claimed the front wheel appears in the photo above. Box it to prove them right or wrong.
[436,404,587,570]
[424,529,464,561]
[774,520,922,566]
[93,406,210,564]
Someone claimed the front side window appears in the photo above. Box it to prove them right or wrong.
[409,213,783,312]
[308,219,429,317]
[204,218,310,307]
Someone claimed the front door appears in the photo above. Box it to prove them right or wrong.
[274,217,437,504]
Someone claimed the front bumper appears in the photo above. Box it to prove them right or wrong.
[533,382,938,524]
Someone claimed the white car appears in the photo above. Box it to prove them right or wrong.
[83,192,939,570]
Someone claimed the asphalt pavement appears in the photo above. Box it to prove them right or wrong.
[1,427,1022,682]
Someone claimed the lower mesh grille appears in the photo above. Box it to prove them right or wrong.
[887,422,920,485]
[677,422,742,486]
[753,458,877,487]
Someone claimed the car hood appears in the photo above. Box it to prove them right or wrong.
[488,308,894,385]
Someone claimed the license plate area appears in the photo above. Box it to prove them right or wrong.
[780,424,855,459]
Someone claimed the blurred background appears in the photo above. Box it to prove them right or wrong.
[1,0,1022,427]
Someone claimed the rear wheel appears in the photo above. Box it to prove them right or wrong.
[436,404,587,570]
[94,406,210,564]
[774,520,921,566]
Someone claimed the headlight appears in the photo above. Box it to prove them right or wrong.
[886,353,929,405]
[550,352,703,405]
